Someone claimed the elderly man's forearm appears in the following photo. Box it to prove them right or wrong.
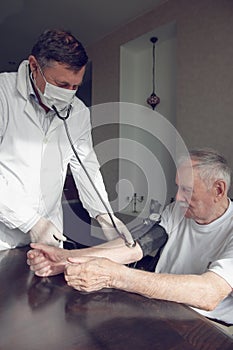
[112,268,231,311]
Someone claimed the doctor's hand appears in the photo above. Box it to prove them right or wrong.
[29,217,66,247]
[27,243,70,277]
[64,256,125,292]
[97,213,135,246]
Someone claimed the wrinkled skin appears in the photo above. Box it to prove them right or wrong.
[64,256,123,292]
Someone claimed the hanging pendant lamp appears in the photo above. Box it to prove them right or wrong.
[147,37,160,110]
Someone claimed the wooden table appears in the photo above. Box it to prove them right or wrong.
[0,247,232,350]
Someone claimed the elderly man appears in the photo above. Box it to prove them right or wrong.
[27,148,233,326]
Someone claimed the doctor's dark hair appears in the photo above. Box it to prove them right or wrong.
[31,29,88,71]
[179,148,231,191]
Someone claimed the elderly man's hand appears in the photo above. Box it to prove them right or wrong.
[27,243,69,277]
[64,256,124,292]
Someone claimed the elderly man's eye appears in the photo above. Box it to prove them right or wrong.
[182,186,192,193]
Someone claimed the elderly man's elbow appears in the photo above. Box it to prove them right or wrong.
[202,300,219,311]
[199,294,226,312]
[197,272,232,311]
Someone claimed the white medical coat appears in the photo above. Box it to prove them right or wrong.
[0,60,110,249]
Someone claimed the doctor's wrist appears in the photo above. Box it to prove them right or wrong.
[24,214,42,234]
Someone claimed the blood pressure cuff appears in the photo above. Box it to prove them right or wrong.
[131,222,168,257]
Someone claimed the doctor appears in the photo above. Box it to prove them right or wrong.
[0,28,130,250]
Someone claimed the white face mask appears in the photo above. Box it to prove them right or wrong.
[33,65,77,111]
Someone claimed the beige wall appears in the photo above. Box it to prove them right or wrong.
[87,0,233,198]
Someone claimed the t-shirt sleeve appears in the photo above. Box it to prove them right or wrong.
[208,235,233,288]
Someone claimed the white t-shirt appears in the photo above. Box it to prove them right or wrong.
[156,199,233,324]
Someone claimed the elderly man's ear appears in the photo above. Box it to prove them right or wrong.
[213,180,227,201]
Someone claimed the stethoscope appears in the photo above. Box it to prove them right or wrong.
[52,104,136,248]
